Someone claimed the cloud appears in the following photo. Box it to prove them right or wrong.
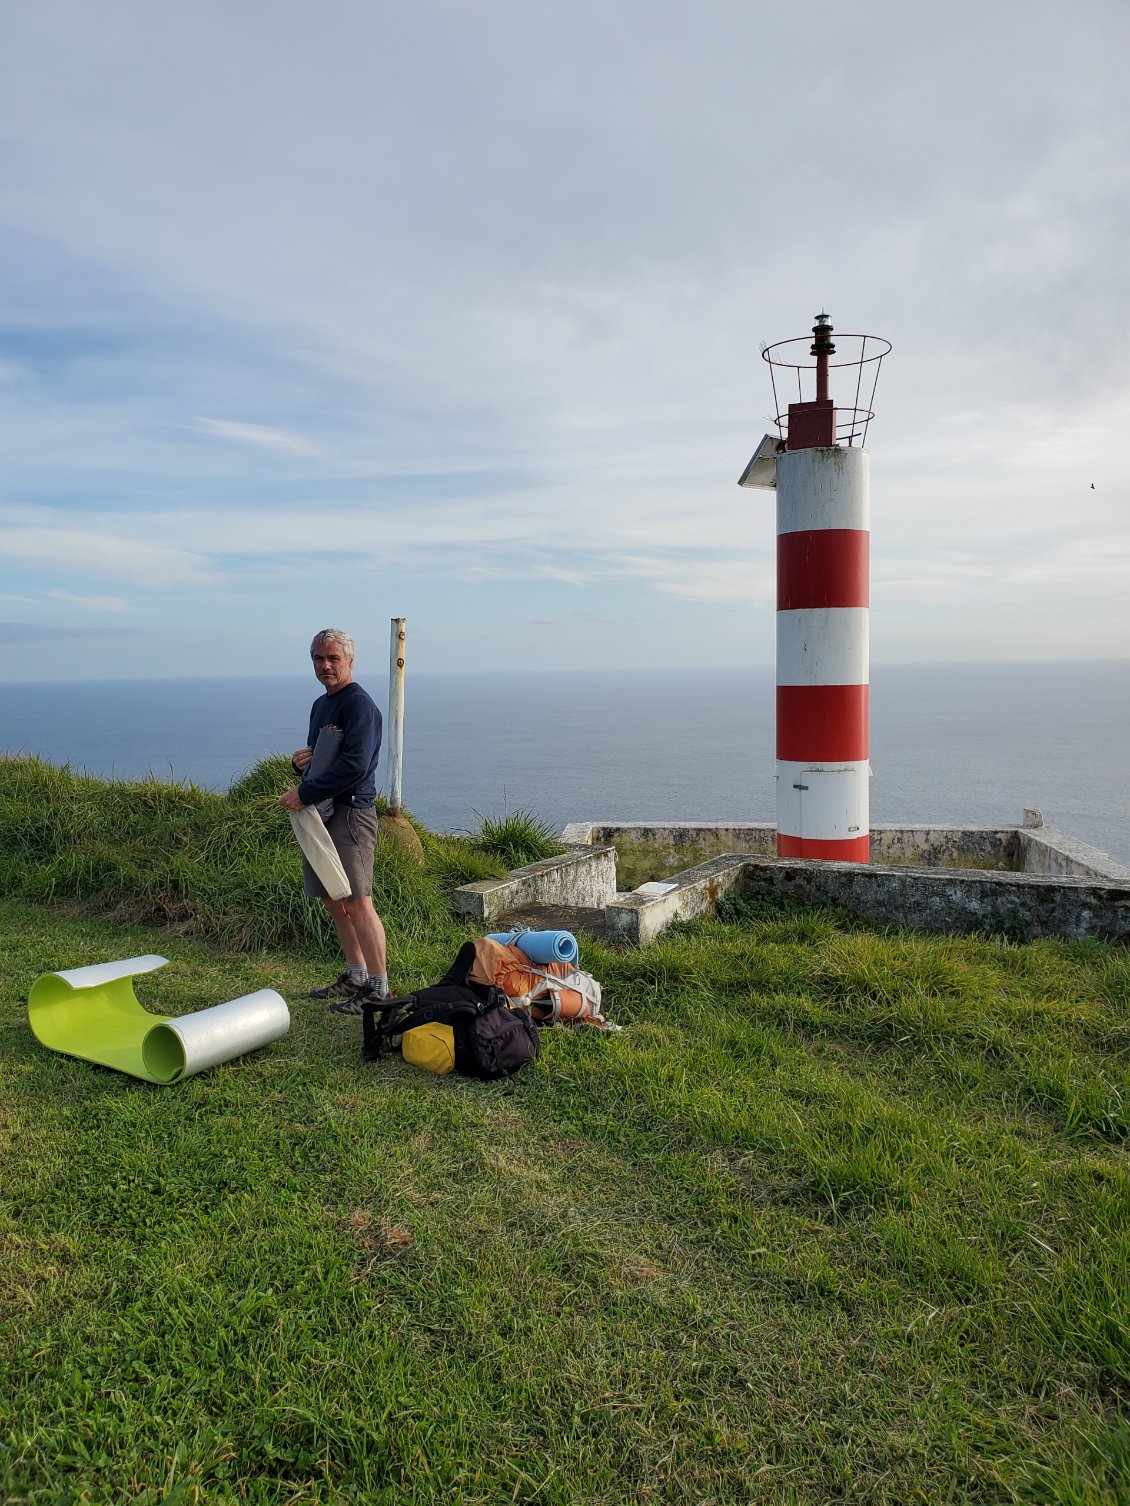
[190,417,316,456]
[0,619,140,644]
[47,588,134,613]
[0,0,1127,677]
[0,520,213,588]
[616,552,773,605]
[531,565,587,587]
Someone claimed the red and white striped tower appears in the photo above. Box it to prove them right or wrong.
[739,313,889,862]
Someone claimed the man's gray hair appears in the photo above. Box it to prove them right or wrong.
[310,628,355,660]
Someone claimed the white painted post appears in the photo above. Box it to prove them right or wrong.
[387,617,406,816]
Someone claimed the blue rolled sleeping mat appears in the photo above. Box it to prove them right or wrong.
[485,929,579,965]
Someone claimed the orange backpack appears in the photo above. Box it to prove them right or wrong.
[468,940,618,1029]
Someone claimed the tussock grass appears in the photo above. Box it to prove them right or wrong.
[0,756,566,965]
[0,755,530,963]
[470,807,566,869]
[2,758,1130,1502]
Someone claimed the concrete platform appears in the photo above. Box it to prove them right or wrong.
[450,811,1130,947]
[479,901,615,945]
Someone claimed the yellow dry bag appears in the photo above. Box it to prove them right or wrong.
[401,1021,456,1075]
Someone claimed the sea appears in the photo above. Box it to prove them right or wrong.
[1,661,1128,865]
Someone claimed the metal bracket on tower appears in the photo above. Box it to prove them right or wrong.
[737,433,785,490]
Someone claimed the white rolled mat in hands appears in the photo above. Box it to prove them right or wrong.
[289,806,351,900]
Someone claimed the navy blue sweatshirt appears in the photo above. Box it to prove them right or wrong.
[296,682,382,808]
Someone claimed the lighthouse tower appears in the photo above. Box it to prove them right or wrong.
[739,313,890,862]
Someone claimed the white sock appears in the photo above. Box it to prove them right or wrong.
[347,963,367,985]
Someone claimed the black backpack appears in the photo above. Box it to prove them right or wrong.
[361,941,540,1081]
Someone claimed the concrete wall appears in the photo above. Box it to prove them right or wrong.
[869,826,1019,867]
[563,821,777,856]
[455,822,1130,945]
[1018,825,1130,880]
[566,820,1022,868]
[604,856,753,947]
[599,856,1130,947]
[741,859,1130,944]
[451,844,617,925]
[564,818,1130,879]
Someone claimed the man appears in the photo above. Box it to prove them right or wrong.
[279,629,389,1013]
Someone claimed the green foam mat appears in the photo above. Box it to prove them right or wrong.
[28,956,290,1084]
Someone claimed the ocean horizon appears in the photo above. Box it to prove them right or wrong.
[1,660,1128,865]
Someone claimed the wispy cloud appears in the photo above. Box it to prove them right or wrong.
[616,552,773,605]
[532,565,588,587]
[48,588,134,613]
[190,417,316,456]
[0,620,140,644]
[0,519,212,588]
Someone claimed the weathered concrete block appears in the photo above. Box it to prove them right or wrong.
[452,845,617,925]
[869,825,1020,868]
[1017,826,1130,880]
[743,859,1130,943]
[564,821,777,856]
[604,855,753,946]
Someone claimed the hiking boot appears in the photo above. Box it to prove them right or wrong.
[329,978,392,1017]
[308,971,364,1001]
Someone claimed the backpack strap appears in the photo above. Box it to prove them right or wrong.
[361,995,410,1061]
[393,994,485,1034]
[438,940,480,990]
[519,963,606,1025]
[361,982,499,1062]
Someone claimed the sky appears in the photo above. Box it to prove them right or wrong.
[1,0,1127,682]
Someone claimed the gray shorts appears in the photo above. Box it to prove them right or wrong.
[302,804,378,901]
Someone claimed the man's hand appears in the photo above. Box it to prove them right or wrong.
[291,747,313,771]
[279,787,305,811]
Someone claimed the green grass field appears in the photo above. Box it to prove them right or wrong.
[2,757,1129,1504]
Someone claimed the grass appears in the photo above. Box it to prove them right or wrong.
[0,754,563,963]
[470,808,566,870]
[2,756,1130,1502]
